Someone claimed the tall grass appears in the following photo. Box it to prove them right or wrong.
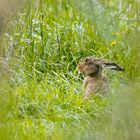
[0,0,140,139]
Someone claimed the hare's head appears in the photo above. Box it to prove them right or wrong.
[77,56,124,77]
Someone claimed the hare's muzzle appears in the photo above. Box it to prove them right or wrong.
[77,64,83,74]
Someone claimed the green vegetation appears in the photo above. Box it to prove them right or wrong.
[0,0,140,139]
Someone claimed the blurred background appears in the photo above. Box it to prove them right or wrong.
[0,0,140,140]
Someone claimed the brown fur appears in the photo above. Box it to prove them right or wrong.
[77,56,124,100]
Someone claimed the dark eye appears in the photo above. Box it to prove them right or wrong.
[84,58,89,62]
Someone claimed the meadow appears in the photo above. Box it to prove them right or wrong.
[0,0,140,139]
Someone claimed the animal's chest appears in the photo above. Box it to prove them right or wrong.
[83,76,108,96]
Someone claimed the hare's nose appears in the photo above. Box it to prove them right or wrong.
[77,64,82,69]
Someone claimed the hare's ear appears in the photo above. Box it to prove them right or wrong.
[102,62,125,71]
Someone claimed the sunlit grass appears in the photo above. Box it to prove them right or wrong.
[0,0,140,139]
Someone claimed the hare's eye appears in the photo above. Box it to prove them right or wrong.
[84,58,89,62]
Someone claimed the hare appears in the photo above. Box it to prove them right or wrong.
[77,56,124,100]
